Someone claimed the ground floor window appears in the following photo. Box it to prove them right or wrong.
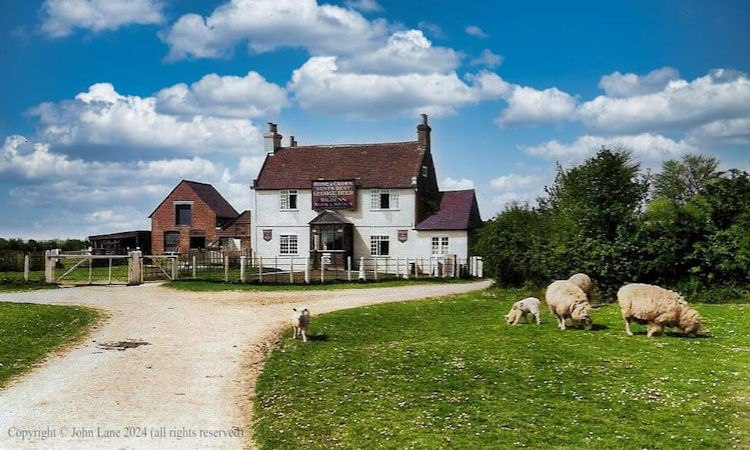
[164,231,180,252]
[370,235,390,256]
[280,235,298,254]
[432,236,449,255]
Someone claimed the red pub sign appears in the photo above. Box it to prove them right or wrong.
[311,180,357,210]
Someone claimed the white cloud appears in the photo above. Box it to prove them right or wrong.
[577,69,750,134]
[344,0,383,12]
[490,173,541,191]
[289,57,507,118]
[155,71,288,118]
[522,133,696,163]
[465,25,489,38]
[162,0,388,60]
[470,49,502,68]
[40,0,164,37]
[338,30,461,75]
[598,67,680,98]
[417,21,445,40]
[497,86,578,126]
[27,83,265,156]
[687,117,750,145]
[441,177,475,190]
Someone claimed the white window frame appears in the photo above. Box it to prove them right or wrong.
[431,236,449,255]
[370,235,390,256]
[280,190,298,211]
[280,234,298,255]
[370,189,399,210]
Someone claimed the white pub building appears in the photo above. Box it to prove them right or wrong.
[251,115,482,275]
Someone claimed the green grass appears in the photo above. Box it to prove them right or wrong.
[254,288,750,449]
[0,302,100,387]
[166,277,477,292]
[0,281,59,293]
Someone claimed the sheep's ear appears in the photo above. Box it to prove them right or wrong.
[292,308,297,312]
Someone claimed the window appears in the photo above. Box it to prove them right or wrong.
[280,235,298,254]
[189,236,205,249]
[370,189,399,210]
[432,236,449,255]
[280,190,298,210]
[164,231,180,252]
[175,204,192,226]
[311,225,345,251]
[421,165,428,177]
[370,235,390,256]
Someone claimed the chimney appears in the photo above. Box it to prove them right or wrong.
[417,113,431,151]
[264,122,283,153]
[289,135,297,147]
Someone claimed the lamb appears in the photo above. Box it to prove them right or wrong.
[568,273,592,298]
[545,280,593,330]
[617,283,701,337]
[291,307,311,343]
[504,297,541,325]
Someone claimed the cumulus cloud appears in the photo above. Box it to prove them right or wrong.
[490,173,541,191]
[155,71,288,118]
[40,0,164,37]
[522,133,696,163]
[470,49,502,68]
[465,25,489,38]
[289,57,508,118]
[345,0,383,12]
[497,86,578,126]
[417,21,445,40]
[27,83,265,156]
[162,0,388,60]
[441,177,475,190]
[598,67,680,98]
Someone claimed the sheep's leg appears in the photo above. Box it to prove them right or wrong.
[646,323,663,338]
[534,312,540,325]
[623,317,633,336]
[292,327,297,340]
[301,329,307,343]
[559,315,566,330]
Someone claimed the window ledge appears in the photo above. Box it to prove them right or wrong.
[279,209,299,212]
[369,208,400,211]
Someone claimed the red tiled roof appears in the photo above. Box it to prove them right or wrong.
[148,180,239,218]
[254,141,425,189]
[416,190,482,231]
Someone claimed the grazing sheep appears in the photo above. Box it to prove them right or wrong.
[568,273,592,298]
[504,297,541,325]
[617,284,701,337]
[545,280,593,330]
[291,307,311,343]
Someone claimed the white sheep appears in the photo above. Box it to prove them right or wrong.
[568,273,592,298]
[291,307,311,343]
[617,283,702,337]
[504,297,541,325]
[545,280,593,330]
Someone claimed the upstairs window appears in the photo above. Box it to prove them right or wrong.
[370,235,390,256]
[280,190,298,210]
[432,236,449,255]
[175,204,192,226]
[370,189,399,210]
[421,165,428,177]
[280,235,298,254]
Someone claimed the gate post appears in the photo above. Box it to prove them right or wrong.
[240,256,246,283]
[172,256,179,281]
[346,256,352,282]
[24,255,30,282]
[358,257,365,281]
[128,251,143,285]
[223,255,229,282]
[44,250,55,283]
[304,257,310,284]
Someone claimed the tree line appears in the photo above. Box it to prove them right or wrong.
[473,150,750,303]
[0,238,89,253]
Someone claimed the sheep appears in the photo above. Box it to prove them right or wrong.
[545,280,593,330]
[504,297,541,325]
[617,284,701,337]
[568,273,592,298]
[291,307,311,343]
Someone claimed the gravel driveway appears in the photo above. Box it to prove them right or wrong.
[0,280,491,449]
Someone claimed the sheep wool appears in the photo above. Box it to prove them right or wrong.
[568,273,592,297]
[617,283,701,337]
[545,280,593,330]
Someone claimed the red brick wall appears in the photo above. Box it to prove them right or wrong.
[150,182,220,254]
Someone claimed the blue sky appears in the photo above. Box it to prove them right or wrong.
[1,0,749,239]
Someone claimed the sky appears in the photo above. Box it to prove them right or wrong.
[1,0,749,239]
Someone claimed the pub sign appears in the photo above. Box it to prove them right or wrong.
[312,179,357,210]
[263,229,272,241]
[398,230,408,242]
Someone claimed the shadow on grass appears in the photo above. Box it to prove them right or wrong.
[627,329,713,339]
[306,334,329,342]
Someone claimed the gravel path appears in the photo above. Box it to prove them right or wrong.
[0,280,491,449]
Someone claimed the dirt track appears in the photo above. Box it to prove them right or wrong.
[0,280,491,449]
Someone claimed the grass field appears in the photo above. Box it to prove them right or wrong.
[167,277,476,292]
[254,288,750,449]
[0,302,100,387]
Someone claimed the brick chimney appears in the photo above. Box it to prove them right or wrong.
[264,122,283,153]
[417,113,430,151]
[289,135,297,147]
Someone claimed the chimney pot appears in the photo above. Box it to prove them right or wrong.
[268,122,277,133]
[290,136,297,147]
[421,113,428,125]
[417,113,431,151]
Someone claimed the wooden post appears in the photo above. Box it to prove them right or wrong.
[304,257,310,284]
[258,257,263,283]
[192,255,197,279]
[240,256,246,283]
[290,257,294,283]
[478,258,484,278]
[23,255,29,282]
[404,258,409,279]
[127,251,143,285]
[88,257,93,285]
[108,258,112,285]
[171,257,178,280]
[358,257,365,280]
[320,255,325,283]
[373,257,378,281]
[44,250,54,283]
[347,256,352,282]
[395,258,400,279]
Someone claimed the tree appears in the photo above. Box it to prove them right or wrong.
[653,154,720,205]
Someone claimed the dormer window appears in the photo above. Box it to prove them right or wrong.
[370,189,399,210]
[280,190,298,210]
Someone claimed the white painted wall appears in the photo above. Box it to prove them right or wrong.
[252,188,469,263]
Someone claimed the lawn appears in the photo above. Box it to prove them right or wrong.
[167,277,476,292]
[254,288,750,449]
[0,302,100,387]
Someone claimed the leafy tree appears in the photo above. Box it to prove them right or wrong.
[653,154,720,204]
